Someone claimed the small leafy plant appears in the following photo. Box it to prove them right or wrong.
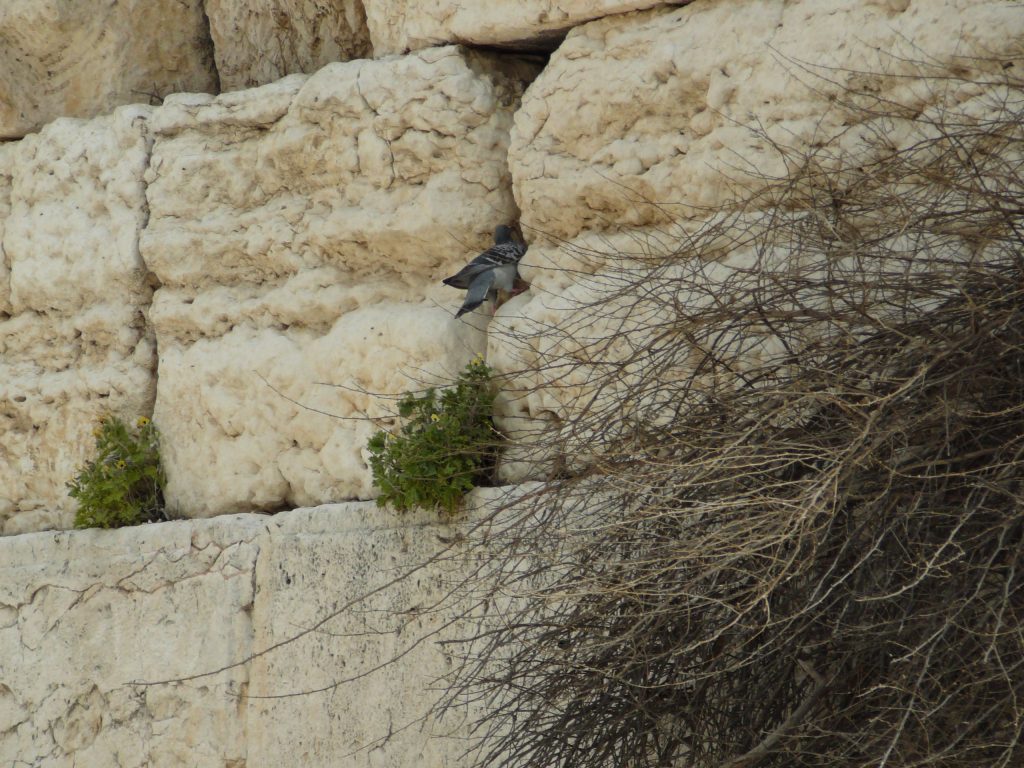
[68,415,166,529]
[367,356,498,514]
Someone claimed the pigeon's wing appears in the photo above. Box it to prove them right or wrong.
[476,241,525,267]
[443,260,492,290]
[455,268,498,318]
[443,242,525,290]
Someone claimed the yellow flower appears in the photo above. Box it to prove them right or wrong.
[430,413,441,422]
[115,459,127,469]
[473,352,485,363]
[136,416,150,427]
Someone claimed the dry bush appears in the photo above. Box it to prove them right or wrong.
[427,64,1024,768]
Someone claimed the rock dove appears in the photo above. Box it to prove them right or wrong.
[443,225,528,318]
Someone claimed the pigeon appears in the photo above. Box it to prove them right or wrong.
[443,225,528,318]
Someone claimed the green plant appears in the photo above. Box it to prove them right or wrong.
[68,415,166,529]
[367,356,497,514]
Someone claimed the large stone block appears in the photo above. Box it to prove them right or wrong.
[0,108,156,535]
[0,515,262,767]
[246,501,493,767]
[141,48,538,518]
[509,0,1024,240]
[207,0,372,92]
[0,0,217,139]
[0,491,513,766]
[364,0,686,55]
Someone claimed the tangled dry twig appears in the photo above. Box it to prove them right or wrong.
[428,63,1024,768]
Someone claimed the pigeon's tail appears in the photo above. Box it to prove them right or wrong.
[455,270,497,318]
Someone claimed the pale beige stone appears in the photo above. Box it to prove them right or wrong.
[0,0,216,139]
[5,109,154,315]
[364,0,687,55]
[510,0,1024,241]
[0,491,518,766]
[0,108,156,535]
[207,0,373,92]
[0,515,261,767]
[152,302,485,516]
[0,142,13,315]
[142,48,537,518]
[246,498,500,767]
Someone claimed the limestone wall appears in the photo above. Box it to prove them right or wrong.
[0,492,503,767]
[0,0,217,139]
[1,45,538,533]
[0,109,157,534]
[1,0,1022,764]
[2,0,1017,533]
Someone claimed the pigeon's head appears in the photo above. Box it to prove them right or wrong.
[493,224,514,244]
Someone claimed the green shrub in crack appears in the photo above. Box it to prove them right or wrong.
[368,356,498,514]
[68,415,166,529]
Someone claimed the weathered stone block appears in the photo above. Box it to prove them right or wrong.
[364,0,686,55]
[207,0,373,91]
[141,48,537,518]
[0,0,217,139]
[0,109,156,535]
[495,0,1024,480]
[509,0,1024,240]
[247,502,487,767]
[0,515,262,767]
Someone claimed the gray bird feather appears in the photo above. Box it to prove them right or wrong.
[443,225,527,317]
[459,269,499,319]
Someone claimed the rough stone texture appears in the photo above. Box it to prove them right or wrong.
[0,108,156,535]
[364,0,687,55]
[509,0,1024,241]
[0,0,217,139]
[495,0,1024,480]
[141,48,538,518]
[0,142,13,315]
[0,515,262,767]
[247,503,487,767]
[207,0,373,92]
[0,493,509,766]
